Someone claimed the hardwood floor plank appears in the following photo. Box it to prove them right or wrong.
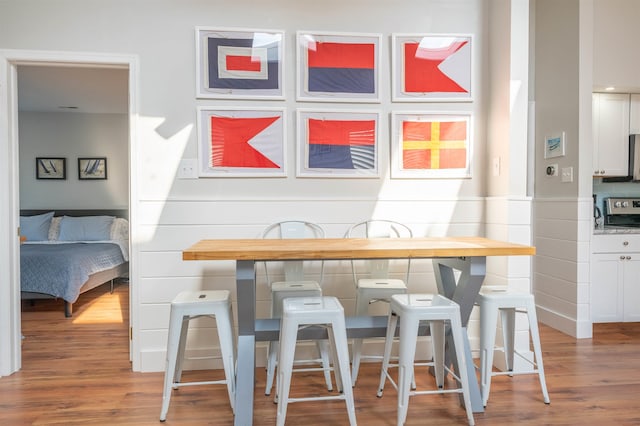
[3,284,640,425]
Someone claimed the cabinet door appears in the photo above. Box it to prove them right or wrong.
[591,253,624,322]
[630,94,640,134]
[592,93,630,176]
[623,256,640,321]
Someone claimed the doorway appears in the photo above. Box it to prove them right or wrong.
[0,50,138,376]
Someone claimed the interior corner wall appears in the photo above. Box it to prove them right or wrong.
[532,0,588,338]
[18,112,129,209]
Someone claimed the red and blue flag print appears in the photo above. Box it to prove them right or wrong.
[308,118,376,169]
[403,37,470,94]
[208,36,279,90]
[209,115,282,169]
[306,41,375,94]
[401,120,467,170]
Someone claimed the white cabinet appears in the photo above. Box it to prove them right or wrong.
[630,94,640,134]
[592,93,630,177]
[591,234,640,322]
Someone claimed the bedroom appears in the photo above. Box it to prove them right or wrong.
[18,65,131,320]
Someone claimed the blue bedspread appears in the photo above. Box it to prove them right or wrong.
[20,243,126,303]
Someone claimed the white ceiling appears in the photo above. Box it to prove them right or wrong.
[17,65,129,114]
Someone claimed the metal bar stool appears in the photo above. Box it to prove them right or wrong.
[159,290,236,422]
[345,219,412,386]
[377,294,475,426]
[276,296,357,426]
[262,221,332,397]
[477,287,550,407]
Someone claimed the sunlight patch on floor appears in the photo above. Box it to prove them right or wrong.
[72,292,124,324]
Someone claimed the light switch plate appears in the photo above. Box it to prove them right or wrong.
[177,159,198,179]
[561,166,574,182]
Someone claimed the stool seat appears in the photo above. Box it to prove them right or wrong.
[378,294,475,426]
[276,296,357,426]
[477,288,550,407]
[159,290,236,422]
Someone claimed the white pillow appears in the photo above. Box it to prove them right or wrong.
[110,218,129,241]
[48,216,62,240]
[58,215,115,241]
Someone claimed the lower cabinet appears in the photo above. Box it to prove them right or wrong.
[591,253,640,322]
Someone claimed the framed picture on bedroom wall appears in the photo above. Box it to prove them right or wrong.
[36,157,66,180]
[78,157,107,180]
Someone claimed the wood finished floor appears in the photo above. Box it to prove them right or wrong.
[3,283,640,425]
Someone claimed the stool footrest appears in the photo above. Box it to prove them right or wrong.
[287,394,347,404]
[172,379,228,388]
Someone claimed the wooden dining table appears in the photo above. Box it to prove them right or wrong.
[183,236,535,426]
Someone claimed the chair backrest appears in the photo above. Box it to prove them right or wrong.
[345,220,412,283]
[261,221,325,284]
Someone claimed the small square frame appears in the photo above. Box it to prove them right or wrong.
[36,157,66,180]
[196,26,285,99]
[78,157,107,180]
[544,132,565,158]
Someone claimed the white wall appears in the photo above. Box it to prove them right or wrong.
[18,112,129,209]
[1,0,532,372]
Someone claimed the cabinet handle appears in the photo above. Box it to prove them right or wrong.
[621,255,626,260]
[627,256,632,260]
[623,241,629,246]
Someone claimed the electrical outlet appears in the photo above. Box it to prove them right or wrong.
[177,159,198,179]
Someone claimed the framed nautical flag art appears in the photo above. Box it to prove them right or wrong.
[297,31,381,103]
[392,34,473,102]
[196,27,284,99]
[390,112,472,178]
[297,109,380,177]
[197,107,287,177]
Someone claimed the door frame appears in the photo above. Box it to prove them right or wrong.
[0,50,139,376]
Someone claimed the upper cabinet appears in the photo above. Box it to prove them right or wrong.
[630,94,640,134]
[592,93,630,177]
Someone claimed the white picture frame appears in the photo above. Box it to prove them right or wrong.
[197,106,287,177]
[195,26,285,100]
[296,31,381,103]
[544,132,566,159]
[390,111,472,178]
[296,109,380,178]
[392,33,473,102]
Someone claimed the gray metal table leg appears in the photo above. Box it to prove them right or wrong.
[234,260,257,426]
[433,257,486,413]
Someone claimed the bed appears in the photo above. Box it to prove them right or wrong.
[20,209,129,317]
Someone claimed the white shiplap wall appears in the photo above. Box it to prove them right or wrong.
[136,197,487,371]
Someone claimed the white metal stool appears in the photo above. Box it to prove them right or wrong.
[345,219,412,386]
[262,221,332,397]
[377,294,475,426]
[159,290,236,422]
[276,296,357,426]
[477,288,550,407]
